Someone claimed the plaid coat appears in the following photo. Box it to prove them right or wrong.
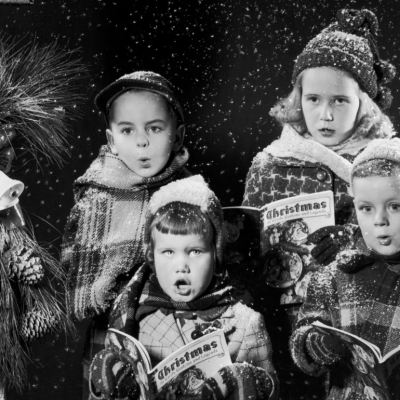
[290,254,400,399]
[138,301,279,399]
[63,145,190,320]
[62,146,190,400]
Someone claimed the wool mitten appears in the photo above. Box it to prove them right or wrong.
[308,225,356,266]
[305,330,346,366]
[201,362,274,400]
[90,347,139,399]
[335,250,375,273]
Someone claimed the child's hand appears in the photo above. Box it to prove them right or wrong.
[201,363,274,400]
[90,347,139,399]
[306,330,346,366]
[308,225,356,266]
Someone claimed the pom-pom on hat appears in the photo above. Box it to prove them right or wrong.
[95,70,184,126]
[144,175,225,265]
[293,9,396,109]
[350,138,400,193]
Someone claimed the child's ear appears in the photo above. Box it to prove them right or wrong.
[106,129,118,155]
[172,124,185,152]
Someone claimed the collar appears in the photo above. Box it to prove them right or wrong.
[264,125,352,182]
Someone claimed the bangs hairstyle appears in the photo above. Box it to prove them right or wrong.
[108,89,179,127]
[353,159,400,180]
[270,67,386,135]
[146,201,215,266]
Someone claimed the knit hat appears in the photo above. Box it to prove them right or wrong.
[350,137,400,193]
[293,9,396,109]
[95,70,184,125]
[144,175,224,265]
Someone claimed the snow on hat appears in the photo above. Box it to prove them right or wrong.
[144,175,224,265]
[95,70,184,125]
[293,9,396,109]
[350,138,400,193]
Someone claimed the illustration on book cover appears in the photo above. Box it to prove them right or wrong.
[223,191,335,305]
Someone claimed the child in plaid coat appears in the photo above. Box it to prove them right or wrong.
[291,138,400,399]
[90,175,279,400]
[61,71,190,399]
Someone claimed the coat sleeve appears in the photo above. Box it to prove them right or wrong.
[60,186,86,274]
[242,152,275,208]
[234,308,279,399]
[290,267,339,377]
[61,185,92,319]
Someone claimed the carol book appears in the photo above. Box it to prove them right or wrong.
[223,191,335,305]
[313,321,400,400]
[106,328,231,400]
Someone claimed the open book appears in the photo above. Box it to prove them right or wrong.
[223,191,335,305]
[106,328,232,400]
[312,321,400,400]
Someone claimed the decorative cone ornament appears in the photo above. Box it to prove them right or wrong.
[3,246,44,285]
[20,309,58,341]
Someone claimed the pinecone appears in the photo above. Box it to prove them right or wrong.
[20,309,58,341]
[2,245,44,285]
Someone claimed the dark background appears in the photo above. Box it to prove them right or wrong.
[1,0,400,399]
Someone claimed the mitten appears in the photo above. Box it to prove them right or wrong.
[305,330,346,366]
[308,225,355,266]
[90,347,139,399]
[201,362,274,400]
[334,250,375,273]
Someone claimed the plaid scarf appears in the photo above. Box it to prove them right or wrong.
[109,263,235,335]
[62,145,190,320]
[136,273,235,322]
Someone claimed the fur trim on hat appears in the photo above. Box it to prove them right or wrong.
[144,175,225,265]
[349,137,400,193]
[148,175,213,214]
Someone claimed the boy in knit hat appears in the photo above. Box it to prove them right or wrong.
[90,175,279,400]
[61,71,190,399]
[241,8,396,399]
[290,138,400,399]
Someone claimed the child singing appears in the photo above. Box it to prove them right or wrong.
[90,175,279,400]
[61,71,190,399]
[291,138,400,399]
[241,8,396,399]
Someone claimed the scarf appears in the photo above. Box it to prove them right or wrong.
[63,146,190,320]
[136,273,235,323]
[265,115,394,183]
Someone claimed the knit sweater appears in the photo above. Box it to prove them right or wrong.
[62,145,190,320]
[290,241,400,399]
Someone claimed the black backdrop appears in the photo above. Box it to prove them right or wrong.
[1,0,400,399]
